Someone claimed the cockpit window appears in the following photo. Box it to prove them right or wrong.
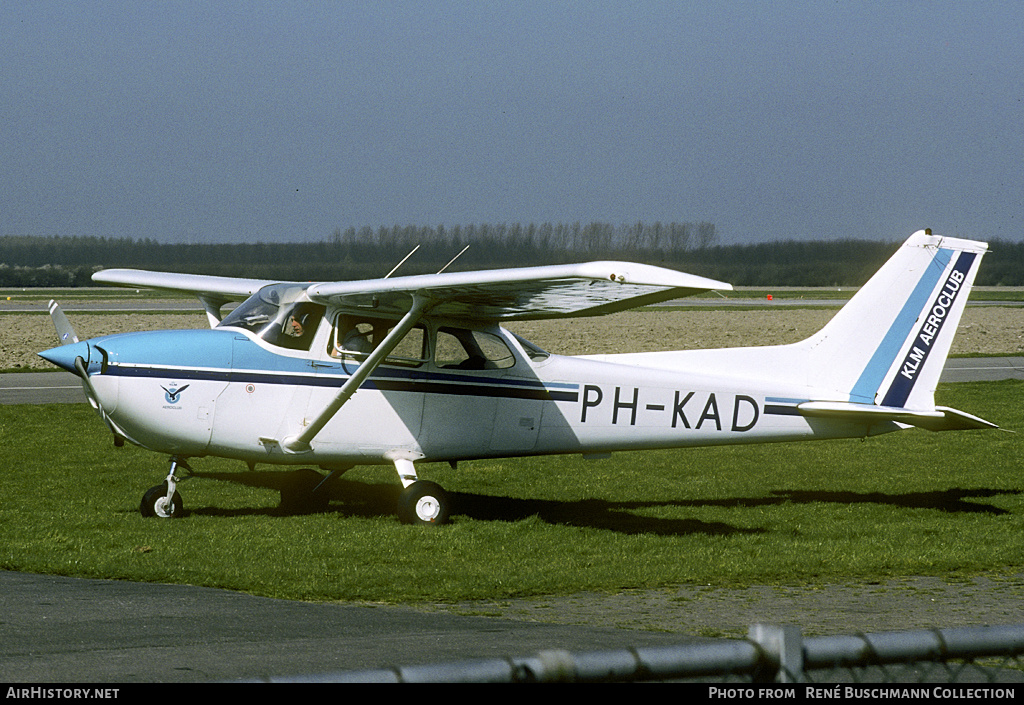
[218,284,325,351]
[435,327,516,370]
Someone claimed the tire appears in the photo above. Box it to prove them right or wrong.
[140,483,184,519]
[397,480,450,525]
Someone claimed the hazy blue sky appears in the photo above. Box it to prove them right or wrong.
[3,1,1022,245]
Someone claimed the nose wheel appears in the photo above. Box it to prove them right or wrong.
[140,483,183,518]
[140,457,190,519]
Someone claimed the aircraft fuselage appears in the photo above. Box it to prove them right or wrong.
[60,320,885,470]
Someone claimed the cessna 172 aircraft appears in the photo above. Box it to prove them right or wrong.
[39,229,996,524]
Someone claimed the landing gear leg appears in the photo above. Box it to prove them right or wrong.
[140,457,190,519]
[393,458,451,526]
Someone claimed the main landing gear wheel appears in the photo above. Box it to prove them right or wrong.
[140,483,184,519]
[397,480,451,525]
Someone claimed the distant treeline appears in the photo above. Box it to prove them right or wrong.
[2,222,1022,288]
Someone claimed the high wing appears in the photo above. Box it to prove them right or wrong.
[306,261,732,320]
[93,262,732,323]
[291,262,729,453]
[92,268,279,298]
[92,269,289,326]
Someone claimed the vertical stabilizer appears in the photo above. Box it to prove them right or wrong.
[803,230,987,410]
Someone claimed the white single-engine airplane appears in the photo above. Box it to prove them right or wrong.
[39,230,996,524]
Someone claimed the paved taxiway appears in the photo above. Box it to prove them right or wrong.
[1,358,1020,682]
[0,571,697,683]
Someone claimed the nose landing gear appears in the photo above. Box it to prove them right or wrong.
[140,457,191,519]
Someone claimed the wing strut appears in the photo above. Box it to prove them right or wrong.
[281,294,431,453]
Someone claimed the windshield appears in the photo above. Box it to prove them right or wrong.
[218,284,325,351]
[510,332,550,362]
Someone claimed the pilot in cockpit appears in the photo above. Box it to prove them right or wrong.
[276,303,322,350]
[285,313,306,338]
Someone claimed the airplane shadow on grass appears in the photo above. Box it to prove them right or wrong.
[182,469,1020,537]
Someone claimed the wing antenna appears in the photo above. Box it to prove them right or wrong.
[436,244,470,274]
[384,245,420,279]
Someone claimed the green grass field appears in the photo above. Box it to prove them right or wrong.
[1,381,1021,604]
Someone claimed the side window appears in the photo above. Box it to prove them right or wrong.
[435,328,515,370]
[330,315,427,367]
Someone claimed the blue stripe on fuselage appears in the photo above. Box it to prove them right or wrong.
[93,328,580,402]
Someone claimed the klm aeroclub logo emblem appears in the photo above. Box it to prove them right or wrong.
[161,384,190,408]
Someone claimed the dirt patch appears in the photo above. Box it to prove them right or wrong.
[4,313,208,370]
[506,307,1024,358]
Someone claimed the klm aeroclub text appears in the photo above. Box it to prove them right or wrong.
[896,264,968,386]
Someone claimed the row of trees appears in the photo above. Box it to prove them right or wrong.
[2,222,1023,288]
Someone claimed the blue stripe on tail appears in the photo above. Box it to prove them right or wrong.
[847,248,953,404]
[879,251,976,407]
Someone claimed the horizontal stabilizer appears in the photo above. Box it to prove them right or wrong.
[798,400,997,432]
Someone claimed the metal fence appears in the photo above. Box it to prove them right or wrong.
[257,623,1024,684]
